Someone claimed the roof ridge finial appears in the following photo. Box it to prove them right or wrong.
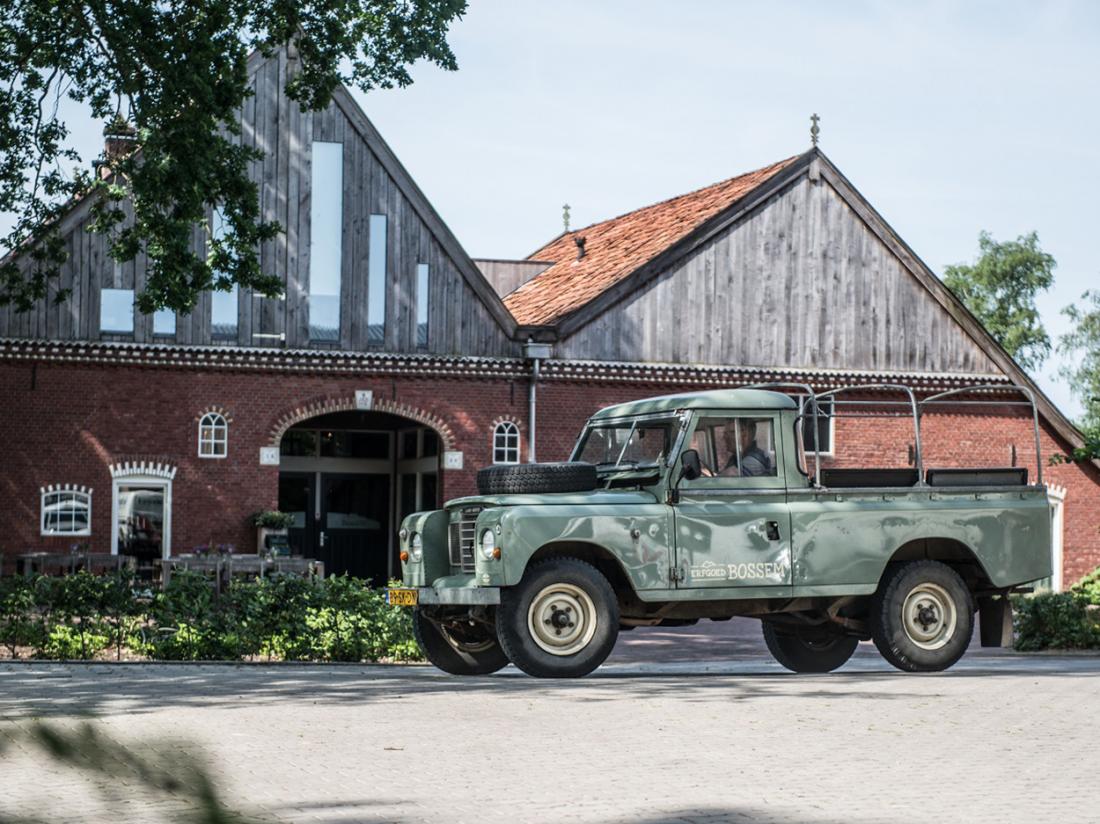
[562,203,571,233]
[810,113,820,148]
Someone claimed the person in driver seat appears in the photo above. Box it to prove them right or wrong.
[720,419,772,477]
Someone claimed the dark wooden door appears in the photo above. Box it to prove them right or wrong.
[278,472,315,557]
[319,474,391,585]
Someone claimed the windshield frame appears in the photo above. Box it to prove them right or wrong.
[570,411,690,472]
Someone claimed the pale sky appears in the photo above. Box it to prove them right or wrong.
[4,1,1098,420]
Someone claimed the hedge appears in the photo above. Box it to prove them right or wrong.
[1013,566,1100,651]
[0,570,422,662]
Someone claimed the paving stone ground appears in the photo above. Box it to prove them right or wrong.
[1,619,1097,824]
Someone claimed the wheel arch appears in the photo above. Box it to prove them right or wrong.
[883,537,995,593]
[526,540,643,611]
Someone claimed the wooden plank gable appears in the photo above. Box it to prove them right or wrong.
[555,170,1000,375]
[0,48,517,358]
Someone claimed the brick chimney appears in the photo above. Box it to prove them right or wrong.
[98,115,137,178]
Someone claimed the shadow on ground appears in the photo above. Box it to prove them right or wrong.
[1,618,1097,721]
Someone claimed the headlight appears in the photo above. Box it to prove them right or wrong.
[480,529,496,560]
[410,533,423,562]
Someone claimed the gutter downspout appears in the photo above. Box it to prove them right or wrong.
[523,339,552,463]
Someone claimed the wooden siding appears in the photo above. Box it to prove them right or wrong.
[0,50,516,358]
[474,259,553,298]
[555,176,1000,374]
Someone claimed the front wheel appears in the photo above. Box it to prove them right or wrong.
[761,622,859,673]
[871,560,974,672]
[412,608,510,676]
[496,558,620,678]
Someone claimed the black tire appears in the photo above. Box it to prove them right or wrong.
[495,558,619,678]
[476,462,597,496]
[761,622,859,673]
[871,560,974,673]
[412,608,510,676]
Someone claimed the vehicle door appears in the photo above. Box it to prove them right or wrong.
[571,414,682,590]
[672,412,793,593]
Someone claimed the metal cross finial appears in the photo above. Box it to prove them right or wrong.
[562,203,571,232]
[810,113,820,147]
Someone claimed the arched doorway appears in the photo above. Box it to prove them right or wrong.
[276,410,441,586]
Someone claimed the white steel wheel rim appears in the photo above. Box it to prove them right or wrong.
[527,583,598,656]
[901,582,957,650]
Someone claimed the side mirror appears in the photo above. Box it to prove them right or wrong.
[679,449,702,482]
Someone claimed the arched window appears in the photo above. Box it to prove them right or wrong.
[41,485,92,536]
[493,420,520,465]
[198,411,229,458]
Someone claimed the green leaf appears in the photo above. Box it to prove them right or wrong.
[1,1,467,313]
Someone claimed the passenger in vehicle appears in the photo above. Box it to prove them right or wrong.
[720,420,773,477]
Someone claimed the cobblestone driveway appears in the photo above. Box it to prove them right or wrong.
[1,621,1097,824]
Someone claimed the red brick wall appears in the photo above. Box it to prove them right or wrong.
[2,361,1098,584]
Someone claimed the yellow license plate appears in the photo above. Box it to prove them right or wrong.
[387,588,418,606]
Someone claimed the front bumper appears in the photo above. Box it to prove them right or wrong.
[416,586,501,606]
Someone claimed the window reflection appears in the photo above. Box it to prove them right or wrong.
[280,430,319,457]
[100,289,134,334]
[416,262,429,347]
[368,214,387,344]
[153,309,175,337]
[211,286,238,339]
[319,430,390,459]
[309,141,343,341]
[690,417,778,478]
[116,485,165,559]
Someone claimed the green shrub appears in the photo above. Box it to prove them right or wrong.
[1071,567,1100,605]
[1013,592,1100,651]
[0,576,44,657]
[302,578,418,662]
[38,624,109,659]
[0,571,422,663]
[145,570,222,660]
[251,510,296,529]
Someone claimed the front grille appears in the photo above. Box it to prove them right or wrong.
[448,506,482,573]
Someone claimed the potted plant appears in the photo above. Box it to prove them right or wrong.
[251,511,295,556]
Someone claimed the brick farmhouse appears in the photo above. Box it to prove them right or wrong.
[1,49,1097,587]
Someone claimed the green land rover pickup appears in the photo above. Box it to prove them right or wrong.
[389,384,1051,678]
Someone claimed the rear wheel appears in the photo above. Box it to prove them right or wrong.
[496,558,619,678]
[761,622,859,673]
[412,608,510,676]
[871,560,974,672]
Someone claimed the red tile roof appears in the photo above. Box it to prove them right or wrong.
[504,155,801,326]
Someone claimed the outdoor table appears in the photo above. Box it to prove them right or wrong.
[160,554,324,591]
[17,551,136,578]
[224,555,325,582]
[160,556,225,593]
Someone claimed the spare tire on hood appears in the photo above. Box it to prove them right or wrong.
[476,462,598,496]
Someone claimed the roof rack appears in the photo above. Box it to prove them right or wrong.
[744,382,1043,488]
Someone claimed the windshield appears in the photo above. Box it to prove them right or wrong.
[573,419,676,469]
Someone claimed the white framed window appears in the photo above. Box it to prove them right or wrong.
[198,411,229,458]
[799,397,835,456]
[40,485,92,536]
[493,420,521,464]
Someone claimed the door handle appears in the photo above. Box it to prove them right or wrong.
[319,531,326,547]
[765,521,781,541]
